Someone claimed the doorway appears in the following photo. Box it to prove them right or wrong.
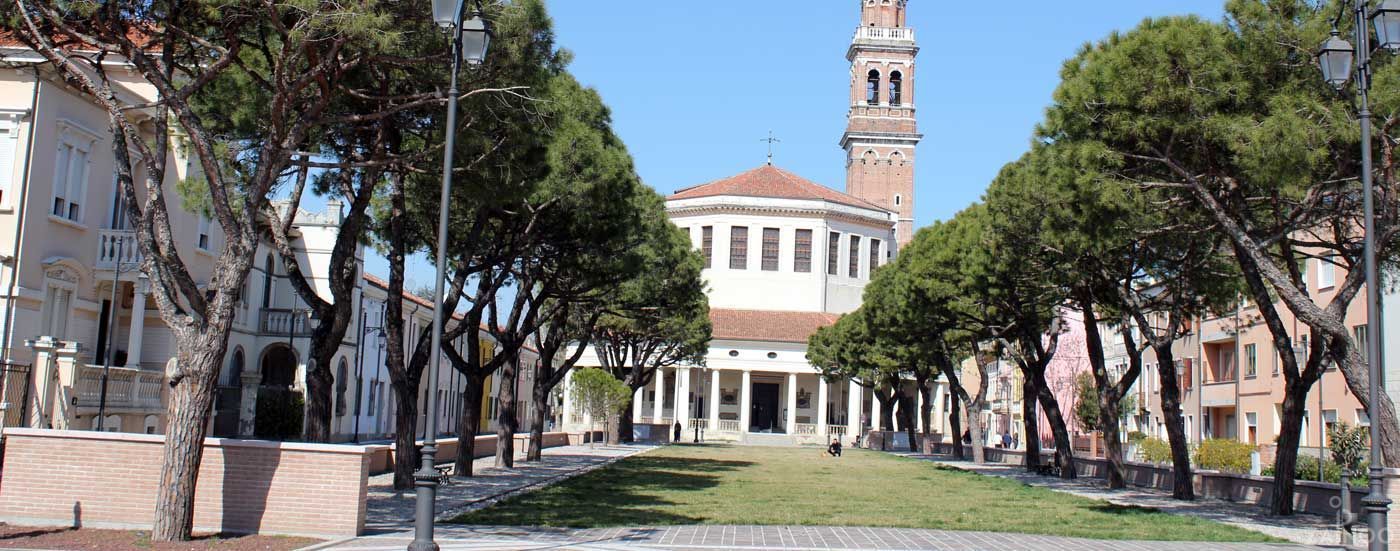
[750,383,781,433]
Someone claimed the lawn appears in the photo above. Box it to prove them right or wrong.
[451,444,1282,542]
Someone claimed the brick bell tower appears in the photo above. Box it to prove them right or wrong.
[842,0,920,249]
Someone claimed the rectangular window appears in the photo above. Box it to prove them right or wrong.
[827,232,840,275]
[794,229,812,273]
[52,139,89,223]
[367,379,378,417]
[40,285,72,339]
[761,228,780,271]
[0,119,18,206]
[1318,256,1336,289]
[1354,324,1369,364]
[1323,409,1338,445]
[869,238,881,273]
[729,226,748,269]
[1358,408,1371,426]
[1245,344,1257,377]
[197,216,211,251]
[848,236,860,278]
[1246,412,1258,445]
[701,226,713,269]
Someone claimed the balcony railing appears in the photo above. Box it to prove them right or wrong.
[260,308,313,337]
[827,425,847,437]
[717,420,742,433]
[794,423,818,435]
[75,364,163,410]
[95,229,143,271]
[688,418,708,431]
[853,26,915,44]
[1201,381,1237,408]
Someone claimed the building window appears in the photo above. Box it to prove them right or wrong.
[794,229,812,273]
[262,254,275,308]
[894,194,902,207]
[1245,343,1257,377]
[1323,409,1338,445]
[52,134,92,223]
[761,228,780,271]
[848,236,861,278]
[889,71,903,106]
[701,226,713,269]
[827,232,840,275]
[1318,256,1336,289]
[197,215,212,251]
[869,238,881,273]
[335,359,348,417]
[1246,412,1258,445]
[866,70,880,105]
[1354,324,1369,364]
[1358,408,1370,426]
[41,284,73,339]
[729,226,748,269]
[0,113,24,206]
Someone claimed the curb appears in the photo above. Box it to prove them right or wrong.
[435,445,654,521]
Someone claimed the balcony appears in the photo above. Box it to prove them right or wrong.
[1201,381,1237,408]
[853,26,916,45]
[95,229,143,271]
[260,308,314,337]
[75,364,163,411]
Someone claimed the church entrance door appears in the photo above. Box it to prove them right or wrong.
[750,383,781,433]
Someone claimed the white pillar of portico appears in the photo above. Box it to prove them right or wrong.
[562,369,575,426]
[870,388,882,432]
[916,387,924,432]
[847,379,862,438]
[785,373,798,435]
[740,370,752,433]
[709,369,721,429]
[933,383,947,435]
[653,367,665,422]
[817,378,829,438]
[677,367,692,430]
[632,386,643,424]
[124,276,149,369]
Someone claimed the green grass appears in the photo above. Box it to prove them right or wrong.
[449,445,1282,542]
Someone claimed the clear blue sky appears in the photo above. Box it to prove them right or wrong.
[368,0,1228,287]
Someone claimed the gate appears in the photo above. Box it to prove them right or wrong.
[212,385,242,438]
[0,363,31,428]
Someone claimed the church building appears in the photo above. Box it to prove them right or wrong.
[566,0,938,445]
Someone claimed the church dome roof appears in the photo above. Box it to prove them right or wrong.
[668,165,890,213]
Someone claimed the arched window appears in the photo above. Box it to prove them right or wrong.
[262,254,275,308]
[866,70,881,105]
[894,194,903,206]
[889,71,903,106]
[335,358,349,417]
[225,348,245,387]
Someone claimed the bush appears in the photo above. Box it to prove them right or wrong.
[255,387,305,441]
[1127,431,1149,445]
[1139,437,1173,464]
[1193,439,1254,473]
[1264,455,1369,487]
[1328,421,1368,478]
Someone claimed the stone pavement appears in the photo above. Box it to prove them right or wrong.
[363,444,652,534]
[906,453,1360,547]
[321,525,1331,550]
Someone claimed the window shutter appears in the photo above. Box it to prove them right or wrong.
[0,127,15,205]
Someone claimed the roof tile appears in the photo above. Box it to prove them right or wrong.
[668,165,890,212]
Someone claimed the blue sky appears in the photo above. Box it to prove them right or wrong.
[367,0,1228,287]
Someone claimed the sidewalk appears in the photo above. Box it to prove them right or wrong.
[363,443,653,534]
[906,452,1359,547]
[323,524,1329,550]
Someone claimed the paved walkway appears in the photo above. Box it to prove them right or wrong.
[363,444,652,534]
[323,525,1330,550]
[907,453,1359,547]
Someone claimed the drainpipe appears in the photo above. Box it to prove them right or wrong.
[1,68,43,367]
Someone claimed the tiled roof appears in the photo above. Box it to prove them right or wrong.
[709,308,840,344]
[361,273,540,354]
[668,165,890,212]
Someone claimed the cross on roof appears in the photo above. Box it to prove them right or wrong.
[760,130,781,165]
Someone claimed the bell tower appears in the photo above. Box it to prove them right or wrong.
[842,0,920,249]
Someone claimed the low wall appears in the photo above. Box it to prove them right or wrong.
[0,428,370,538]
[371,432,571,474]
[927,442,1371,518]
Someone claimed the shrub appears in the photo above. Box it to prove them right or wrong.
[1139,437,1173,464]
[1265,455,1369,487]
[255,388,304,441]
[1127,431,1149,445]
[1328,421,1368,479]
[1193,439,1254,473]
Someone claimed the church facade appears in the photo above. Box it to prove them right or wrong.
[565,0,945,444]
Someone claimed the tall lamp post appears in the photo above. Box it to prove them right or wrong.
[1316,2,1398,548]
[412,2,489,550]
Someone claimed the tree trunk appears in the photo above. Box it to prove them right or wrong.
[949,391,964,460]
[304,347,333,442]
[391,380,420,490]
[1080,300,1125,489]
[1033,370,1076,479]
[902,393,918,452]
[1099,397,1126,489]
[151,358,219,541]
[966,399,986,464]
[1023,375,1041,470]
[527,374,550,462]
[1150,344,1194,499]
[879,393,896,432]
[494,356,518,468]
[918,380,932,437]
[454,374,483,476]
[612,394,635,445]
[1271,380,1309,515]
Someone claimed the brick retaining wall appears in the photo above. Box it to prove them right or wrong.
[0,428,370,538]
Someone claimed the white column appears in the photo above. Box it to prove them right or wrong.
[785,373,798,435]
[632,386,643,423]
[916,387,925,431]
[870,388,882,432]
[562,369,575,427]
[709,369,721,429]
[677,367,692,429]
[847,379,861,438]
[817,378,829,438]
[740,370,752,433]
[124,276,149,368]
[933,383,947,435]
[653,367,665,422]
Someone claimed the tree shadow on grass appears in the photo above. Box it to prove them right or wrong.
[450,455,755,528]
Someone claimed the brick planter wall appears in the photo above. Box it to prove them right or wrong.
[0,428,371,538]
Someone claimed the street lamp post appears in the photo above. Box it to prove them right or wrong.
[1316,2,1399,548]
[354,309,385,444]
[411,2,490,550]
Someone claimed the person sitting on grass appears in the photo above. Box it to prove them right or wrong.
[827,438,842,457]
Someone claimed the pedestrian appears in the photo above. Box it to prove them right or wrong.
[827,438,843,457]
[1001,432,1012,449]
[962,429,971,444]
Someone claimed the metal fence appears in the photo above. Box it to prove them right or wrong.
[0,363,31,428]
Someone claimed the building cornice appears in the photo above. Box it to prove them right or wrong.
[667,203,894,229]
